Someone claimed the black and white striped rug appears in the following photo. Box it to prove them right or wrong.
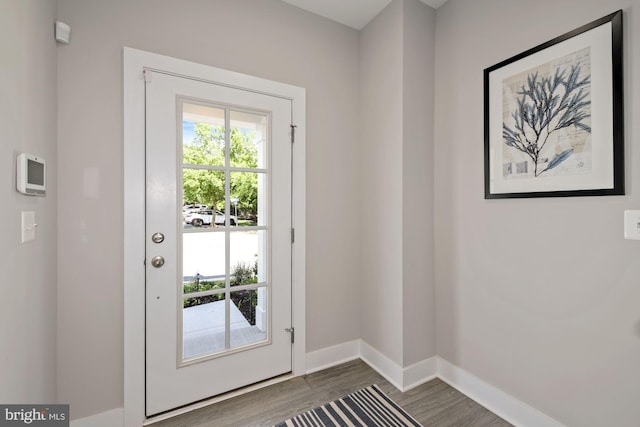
[274,384,423,427]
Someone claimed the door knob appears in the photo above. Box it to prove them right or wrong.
[151,232,165,244]
[151,256,165,268]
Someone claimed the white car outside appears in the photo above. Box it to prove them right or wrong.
[182,204,207,215]
[184,210,237,226]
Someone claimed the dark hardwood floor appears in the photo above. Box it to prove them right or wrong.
[152,359,513,427]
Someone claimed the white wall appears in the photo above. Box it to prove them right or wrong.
[56,0,361,420]
[0,0,57,403]
[434,1,640,425]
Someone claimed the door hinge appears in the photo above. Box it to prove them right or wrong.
[291,228,295,243]
[290,124,297,144]
[285,327,295,344]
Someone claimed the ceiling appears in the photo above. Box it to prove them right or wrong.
[280,0,448,30]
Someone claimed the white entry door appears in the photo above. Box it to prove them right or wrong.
[145,70,293,416]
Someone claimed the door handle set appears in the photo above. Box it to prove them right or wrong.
[151,232,165,268]
[151,256,165,268]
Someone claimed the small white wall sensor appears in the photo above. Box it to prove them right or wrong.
[55,21,71,44]
[624,210,640,240]
[16,153,46,196]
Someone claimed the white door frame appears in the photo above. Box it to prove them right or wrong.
[123,47,306,427]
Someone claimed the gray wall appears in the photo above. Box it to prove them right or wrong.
[7,0,636,424]
[434,0,640,425]
[360,0,405,366]
[360,0,436,368]
[0,0,57,403]
[56,0,361,419]
[401,0,436,366]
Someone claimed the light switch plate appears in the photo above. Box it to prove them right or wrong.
[21,211,36,243]
[624,210,640,240]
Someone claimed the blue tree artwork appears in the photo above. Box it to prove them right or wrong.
[502,48,592,178]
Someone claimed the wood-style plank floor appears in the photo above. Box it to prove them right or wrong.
[152,359,513,427]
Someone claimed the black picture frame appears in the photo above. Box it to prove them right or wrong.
[484,10,624,199]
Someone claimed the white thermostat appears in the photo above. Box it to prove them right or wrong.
[16,153,46,196]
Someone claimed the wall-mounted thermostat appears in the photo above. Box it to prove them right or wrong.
[16,153,46,196]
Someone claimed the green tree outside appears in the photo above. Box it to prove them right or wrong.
[183,122,260,219]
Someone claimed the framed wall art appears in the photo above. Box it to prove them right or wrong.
[484,10,624,199]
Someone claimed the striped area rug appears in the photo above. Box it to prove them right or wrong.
[274,384,423,427]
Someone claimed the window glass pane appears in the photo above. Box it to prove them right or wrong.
[182,275,225,297]
[230,288,267,348]
[178,104,272,361]
[183,293,226,359]
[230,172,266,227]
[183,103,225,167]
[229,110,267,169]
[230,230,266,287]
[182,170,226,228]
[182,232,225,292]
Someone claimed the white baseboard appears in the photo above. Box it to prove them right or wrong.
[71,408,123,427]
[306,340,438,393]
[359,340,404,390]
[305,340,360,373]
[307,341,564,427]
[358,340,437,392]
[437,358,565,427]
[76,345,563,427]
[402,356,438,391]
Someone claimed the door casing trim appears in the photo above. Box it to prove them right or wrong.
[123,47,306,427]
